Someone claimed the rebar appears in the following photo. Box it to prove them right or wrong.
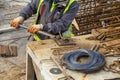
[74,0,120,35]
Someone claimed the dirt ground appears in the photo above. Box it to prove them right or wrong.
[0,0,34,80]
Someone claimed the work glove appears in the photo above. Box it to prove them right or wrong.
[27,24,43,33]
[10,16,24,29]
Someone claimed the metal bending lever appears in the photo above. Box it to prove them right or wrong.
[19,25,55,38]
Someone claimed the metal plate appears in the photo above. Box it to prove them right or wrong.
[49,68,62,74]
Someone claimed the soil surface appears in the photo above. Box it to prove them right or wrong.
[0,0,34,80]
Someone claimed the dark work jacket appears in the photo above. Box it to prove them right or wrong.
[19,0,79,39]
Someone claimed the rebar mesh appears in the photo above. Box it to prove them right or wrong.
[74,0,120,35]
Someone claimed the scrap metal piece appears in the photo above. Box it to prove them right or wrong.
[90,44,100,51]
[104,58,120,74]
[88,26,120,42]
[100,41,120,57]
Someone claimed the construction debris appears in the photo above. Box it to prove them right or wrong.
[87,27,120,41]
[104,58,120,74]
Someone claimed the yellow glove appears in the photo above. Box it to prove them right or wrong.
[10,16,24,29]
[27,24,43,33]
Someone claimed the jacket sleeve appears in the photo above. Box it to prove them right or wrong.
[19,0,39,20]
[42,1,79,34]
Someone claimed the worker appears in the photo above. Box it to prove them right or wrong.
[10,0,79,40]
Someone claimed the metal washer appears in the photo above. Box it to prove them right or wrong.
[50,68,62,74]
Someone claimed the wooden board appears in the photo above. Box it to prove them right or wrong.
[27,35,120,80]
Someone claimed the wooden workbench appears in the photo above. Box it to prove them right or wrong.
[26,35,120,80]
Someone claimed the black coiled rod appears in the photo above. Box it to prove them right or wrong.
[62,49,105,73]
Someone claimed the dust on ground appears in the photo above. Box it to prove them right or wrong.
[0,0,34,80]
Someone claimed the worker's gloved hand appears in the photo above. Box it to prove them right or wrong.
[27,24,43,33]
[10,16,24,29]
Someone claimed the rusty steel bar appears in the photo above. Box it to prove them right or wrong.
[74,0,120,35]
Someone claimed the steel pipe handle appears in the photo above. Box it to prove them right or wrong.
[19,25,55,38]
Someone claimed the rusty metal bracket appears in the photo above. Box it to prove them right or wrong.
[54,38,76,46]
